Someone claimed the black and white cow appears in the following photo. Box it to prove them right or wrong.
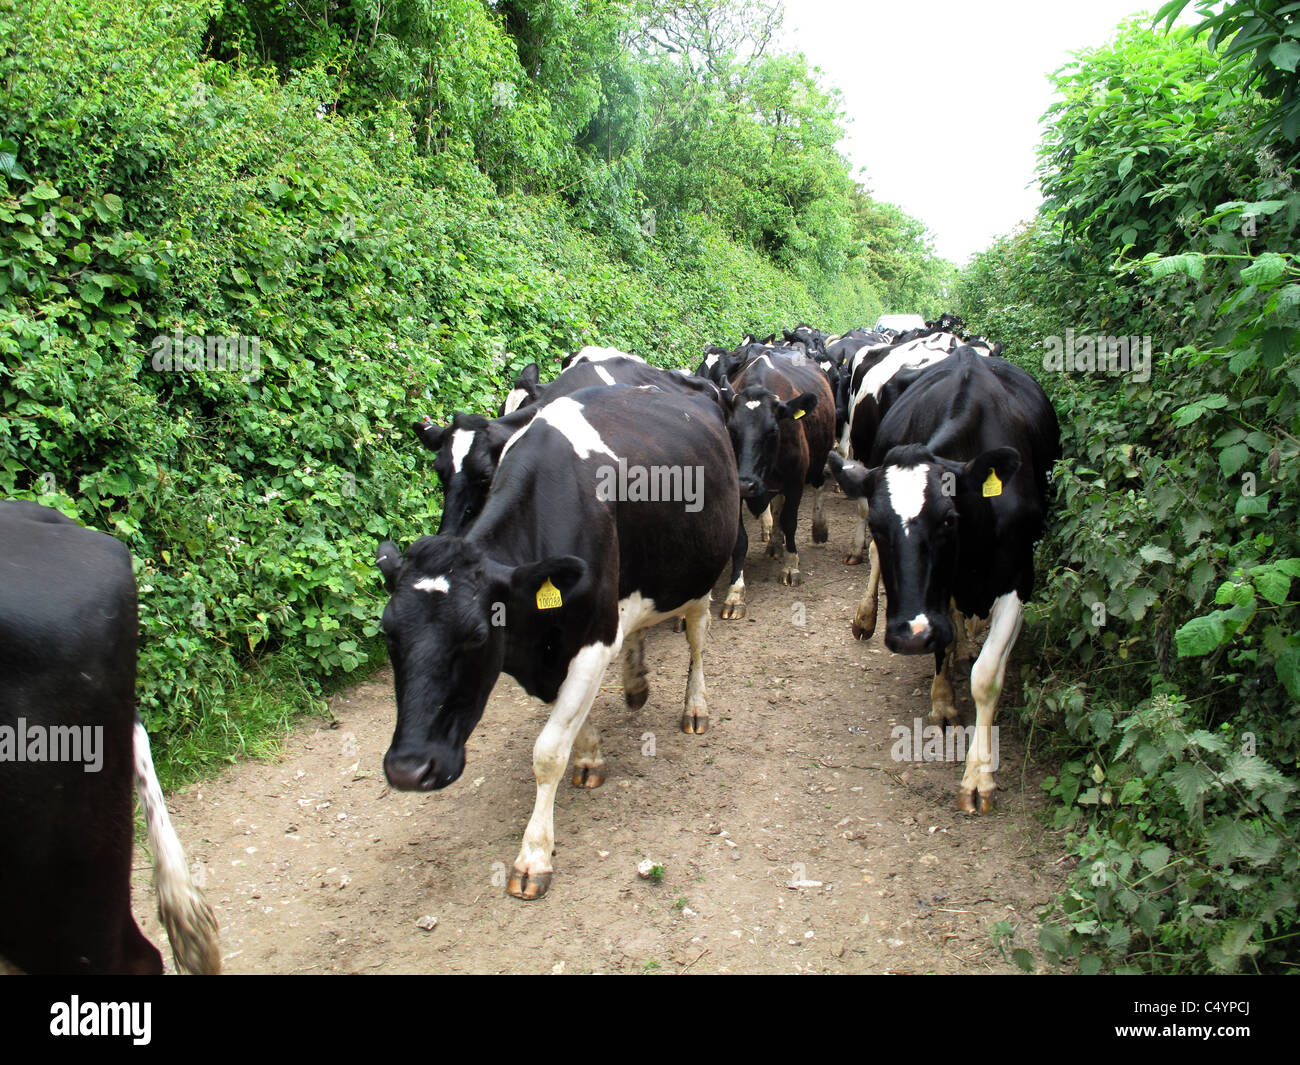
[415,353,720,536]
[828,348,1060,813]
[718,350,835,618]
[828,330,890,438]
[0,501,220,974]
[379,386,738,900]
[837,329,971,581]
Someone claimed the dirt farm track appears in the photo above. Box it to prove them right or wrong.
[132,488,1066,974]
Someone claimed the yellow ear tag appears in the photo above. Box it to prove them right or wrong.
[793,408,805,419]
[535,578,563,610]
[982,469,1003,498]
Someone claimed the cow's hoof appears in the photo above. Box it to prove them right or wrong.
[672,616,686,633]
[681,710,709,735]
[625,685,649,709]
[782,569,801,587]
[843,553,862,565]
[765,542,783,559]
[957,789,995,815]
[850,621,873,641]
[572,765,605,788]
[721,602,746,621]
[812,521,828,544]
[507,869,553,900]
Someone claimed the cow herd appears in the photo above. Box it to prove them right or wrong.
[390,314,1060,898]
[0,312,1061,971]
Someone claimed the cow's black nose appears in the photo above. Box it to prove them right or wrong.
[739,477,761,498]
[885,619,935,655]
[385,743,465,791]
[384,751,441,791]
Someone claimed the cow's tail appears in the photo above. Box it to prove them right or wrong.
[132,718,222,974]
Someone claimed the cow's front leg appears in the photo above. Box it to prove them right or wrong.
[950,600,971,663]
[928,645,958,724]
[778,487,802,585]
[510,643,613,900]
[844,499,869,564]
[681,595,711,734]
[851,539,881,640]
[759,504,773,544]
[765,495,785,559]
[959,591,1022,815]
[721,512,747,620]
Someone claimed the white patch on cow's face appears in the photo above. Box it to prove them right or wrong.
[745,400,761,409]
[594,366,616,386]
[414,575,451,594]
[503,388,528,414]
[450,429,474,474]
[907,613,930,635]
[885,465,930,533]
[533,396,619,462]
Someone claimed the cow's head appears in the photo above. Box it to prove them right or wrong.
[829,445,1020,654]
[411,413,509,535]
[724,385,818,498]
[376,536,588,791]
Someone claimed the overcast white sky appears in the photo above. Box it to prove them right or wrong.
[780,1,1179,264]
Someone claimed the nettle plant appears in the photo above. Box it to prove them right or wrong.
[1132,180,1300,717]
[1035,691,1298,974]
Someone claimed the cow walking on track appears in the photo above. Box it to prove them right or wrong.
[719,351,835,619]
[378,386,738,900]
[828,348,1060,813]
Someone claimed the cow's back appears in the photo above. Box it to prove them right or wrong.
[482,387,738,632]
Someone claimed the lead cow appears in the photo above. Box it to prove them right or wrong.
[829,348,1060,813]
[378,386,738,899]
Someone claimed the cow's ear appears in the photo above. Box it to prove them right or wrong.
[828,453,878,500]
[412,418,449,453]
[779,392,818,421]
[508,556,590,616]
[962,447,1021,499]
[762,333,776,345]
[517,362,540,389]
[377,541,403,592]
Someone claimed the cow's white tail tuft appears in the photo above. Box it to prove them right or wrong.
[132,720,222,974]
